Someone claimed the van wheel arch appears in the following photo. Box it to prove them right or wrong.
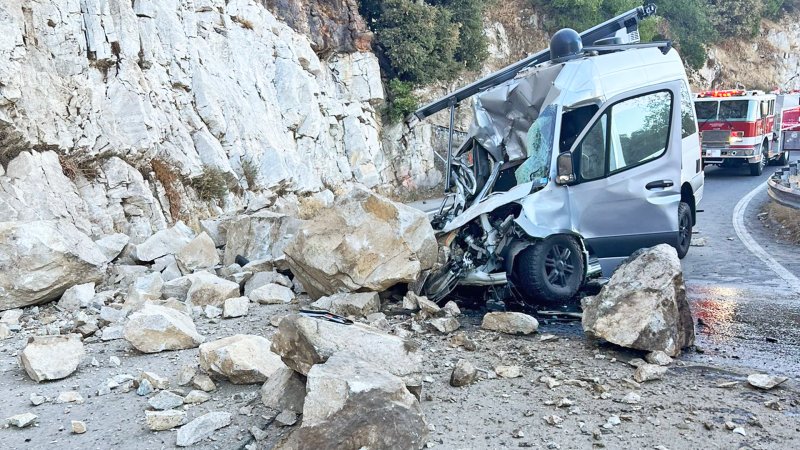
[680,183,696,226]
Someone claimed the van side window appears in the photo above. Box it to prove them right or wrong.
[560,104,599,153]
[577,90,673,180]
[680,82,697,138]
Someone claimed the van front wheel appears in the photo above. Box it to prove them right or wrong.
[514,235,584,306]
[676,202,692,259]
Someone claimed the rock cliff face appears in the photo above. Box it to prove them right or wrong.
[0,0,441,240]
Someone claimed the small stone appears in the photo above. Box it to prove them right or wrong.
[633,364,667,383]
[512,429,525,438]
[71,420,87,434]
[621,392,641,404]
[429,317,460,334]
[724,421,736,430]
[764,399,783,411]
[544,415,563,426]
[448,332,477,351]
[732,427,747,436]
[183,390,211,404]
[141,372,170,390]
[481,312,538,335]
[690,237,707,247]
[204,305,222,319]
[747,373,788,390]
[607,415,621,426]
[540,377,561,389]
[402,291,420,310]
[274,410,298,426]
[556,398,573,408]
[0,309,23,325]
[250,426,269,441]
[56,391,84,404]
[148,391,185,410]
[539,334,558,342]
[145,410,186,431]
[6,413,37,428]
[177,365,197,386]
[29,393,46,406]
[645,351,673,366]
[495,365,522,379]
[450,359,478,387]
[137,379,154,396]
[223,297,250,318]
[442,301,461,317]
[176,412,232,447]
[192,374,216,392]
[110,356,121,367]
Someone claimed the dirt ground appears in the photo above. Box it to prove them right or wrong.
[0,295,798,450]
[759,201,800,245]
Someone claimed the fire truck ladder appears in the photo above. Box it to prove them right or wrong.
[408,3,663,191]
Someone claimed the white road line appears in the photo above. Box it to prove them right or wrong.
[732,180,800,294]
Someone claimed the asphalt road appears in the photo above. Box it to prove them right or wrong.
[682,162,800,377]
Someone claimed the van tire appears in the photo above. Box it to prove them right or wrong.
[676,202,692,259]
[514,235,584,306]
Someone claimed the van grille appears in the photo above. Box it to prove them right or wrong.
[701,130,729,144]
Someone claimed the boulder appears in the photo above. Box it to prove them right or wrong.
[200,217,229,248]
[146,410,187,431]
[581,245,695,357]
[244,271,293,296]
[260,366,307,413]
[223,297,250,318]
[430,317,460,334]
[19,335,85,382]
[633,364,667,383]
[124,272,164,310]
[481,312,539,335]
[94,233,130,262]
[249,283,295,304]
[310,292,380,318]
[176,412,232,447]
[0,220,107,311]
[58,283,96,311]
[123,304,204,353]
[223,211,299,265]
[280,353,427,450]
[176,232,219,272]
[747,373,788,390]
[199,335,286,384]
[148,390,185,410]
[645,351,673,366]
[284,185,437,299]
[271,314,422,388]
[450,359,477,387]
[133,221,194,262]
[185,272,240,307]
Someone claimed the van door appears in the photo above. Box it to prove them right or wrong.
[566,82,682,269]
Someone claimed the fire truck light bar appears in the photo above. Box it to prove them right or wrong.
[697,89,746,98]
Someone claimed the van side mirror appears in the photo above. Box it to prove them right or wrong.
[556,152,576,185]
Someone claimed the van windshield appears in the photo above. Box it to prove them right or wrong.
[515,104,557,185]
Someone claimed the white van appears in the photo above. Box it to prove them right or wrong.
[409,5,704,306]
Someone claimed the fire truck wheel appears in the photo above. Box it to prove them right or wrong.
[749,144,766,176]
[777,150,788,166]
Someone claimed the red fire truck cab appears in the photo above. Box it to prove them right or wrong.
[694,89,786,176]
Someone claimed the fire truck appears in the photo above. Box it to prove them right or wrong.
[775,92,800,156]
[694,89,784,176]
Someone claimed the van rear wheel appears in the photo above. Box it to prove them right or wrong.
[514,235,584,306]
[676,202,692,259]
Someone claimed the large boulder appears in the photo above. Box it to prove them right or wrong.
[271,314,422,389]
[199,335,286,384]
[279,353,427,450]
[284,185,437,299]
[19,335,85,382]
[133,222,195,262]
[261,366,307,413]
[310,292,380,318]
[123,304,204,353]
[0,220,107,311]
[581,245,695,357]
[185,272,241,307]
[481,312,538,335]
[223,211,299,266]
[176,232,219,273]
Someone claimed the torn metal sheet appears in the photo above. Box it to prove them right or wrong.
[470,63,563,162]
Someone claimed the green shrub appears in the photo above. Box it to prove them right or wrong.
[191,167,228,202]
[359,0,488,84]
[385,80,419,123]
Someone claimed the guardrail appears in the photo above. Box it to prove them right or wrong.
[768,162,800,210]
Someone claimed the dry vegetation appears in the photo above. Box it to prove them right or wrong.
[763,201,800,244]
[232,16,254,30]
[151,159,183,221]
[190,167,229,202]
